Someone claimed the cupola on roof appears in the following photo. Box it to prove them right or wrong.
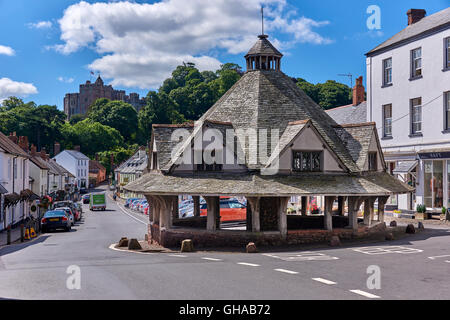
[245,34,283,71]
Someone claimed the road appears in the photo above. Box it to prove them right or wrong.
[1,186,450,300]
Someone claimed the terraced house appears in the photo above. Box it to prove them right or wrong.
[126,33,412,247]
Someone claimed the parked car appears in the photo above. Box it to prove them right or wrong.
[138,200,148,212]
[41,210,71,232]
[57,207,75,226]
[200,198,246,222]
[73,203,83,220]
[53,201,80,221]
[141,202,149,214]
[144,206,149,215]
[82,194,90,204]
[125,198,139,208]
[130,199,142,211]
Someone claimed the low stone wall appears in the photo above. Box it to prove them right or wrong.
[151,222,388,248]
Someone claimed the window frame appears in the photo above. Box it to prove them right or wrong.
[382,104,392,138]
[382,57,392,86]
[410,97,422,135]
[368,152,378,171]
[444,91,450,132]
[292,150,323,172]
[410,47,422,79]
[444,37,450,71]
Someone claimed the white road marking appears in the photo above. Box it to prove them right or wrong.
[202,257,222,261]
[237,262,260,267]
[352,246,423,255]
[428,255,450,260]
[108,244,154,255]
[168,254,187,258]
[263,252,338,261]
[115,201,147,225]
[312,278,336,285]
[274,268,298,275]
[349,289,380,299]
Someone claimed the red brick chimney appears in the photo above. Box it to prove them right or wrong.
[8,132,18,144]
[95,153,99,161]
[407,9,426,26]
[54,142,61,156]
[18,136,29,152]
[40,147,47,161]
[74,145,81,152]
[352,76,365,106]
[30,144,37,156]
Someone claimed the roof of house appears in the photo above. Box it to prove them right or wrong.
[0,132,30,158]
[118,149,148,174]
[58,149,90,160]
[168,68,361,172]
[325,102,367,125]
[366,7,450,56]
[89,160,106,172]
[125,171,412,196]
[30,155,50,170]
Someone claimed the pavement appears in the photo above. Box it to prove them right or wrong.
[1,185,450,300]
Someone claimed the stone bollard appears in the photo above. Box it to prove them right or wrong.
[405,224,415,234]
[127,238,142,250]
[390,220,397,227]
[418,222,425,230]
[329,235,341,247]
[118,237,129,247]
[385,232,394,241]
[246,242,257,253]
[181,239,194,252]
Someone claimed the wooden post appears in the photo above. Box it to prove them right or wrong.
[247,197,260,232]
[377,196,389,223]
[347,196,363,231]
[278,197,289,238]
[324,196,335,230]
[301,196,307,216]
[193,196,200,217]
[205,196,219,231]
[171,195,179,224]
[337,196,345,216]
[363,197,376,226]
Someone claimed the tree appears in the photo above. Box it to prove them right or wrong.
[295,78,352,110]
[88,99,138,142]
[97,145,138,176]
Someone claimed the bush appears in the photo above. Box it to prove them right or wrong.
[416,204,426,213]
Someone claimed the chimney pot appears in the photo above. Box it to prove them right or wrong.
[407,9,426,25]
[54,142,61,156]
[352,76,365,106]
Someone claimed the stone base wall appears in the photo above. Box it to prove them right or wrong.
[149,222,387,248]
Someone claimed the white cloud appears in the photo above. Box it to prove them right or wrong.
[53,0,332,88]
[0,78,38,102]
[0,45,15,56]
[28,21,53,29]
[57,76,74,83]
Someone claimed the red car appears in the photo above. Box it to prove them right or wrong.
[200,197,246,222]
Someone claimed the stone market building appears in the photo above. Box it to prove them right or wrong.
[125,33,412,248]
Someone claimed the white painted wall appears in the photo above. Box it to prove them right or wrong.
[53,151,89,188]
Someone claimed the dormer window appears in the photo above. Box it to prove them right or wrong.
[368,152,377,171]
[293,151,322,172]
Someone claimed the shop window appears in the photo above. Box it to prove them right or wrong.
[424,160,444,208]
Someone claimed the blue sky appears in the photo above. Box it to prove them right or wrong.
[0,0,448,110]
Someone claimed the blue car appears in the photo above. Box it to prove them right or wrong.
[125,198,139,208]
[41,210,71,232]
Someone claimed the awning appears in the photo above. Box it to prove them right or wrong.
[20,189,39,201]
[0,184,7,194]
[4,192,20,207]
[393,161,418,174]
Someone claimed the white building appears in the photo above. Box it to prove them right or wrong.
[29,147,49,197]
[116,148,147,199]
[366,8,450,211]
[53,149,89,189]
[0,132,31,230]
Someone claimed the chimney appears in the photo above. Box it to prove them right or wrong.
[30,144,37,156]
[8,132,18,144]
[74,145,81,152]
[95,153,99,161]
[352,76,365,106]
[54,142,61,156]
[407,9,426,25]
[40,147,47,161]
[18,136,29,152]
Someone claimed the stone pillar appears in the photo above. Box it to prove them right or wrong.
[377,196,389,223]
[324,196,335,230]
[347,196,363,231]
[278,197,289,238]
[247,197,260,232]
[158,196,172,229]
[204,196,220,231]
[363,197,376,226]
[301,196,307,216]
[193,196,200,217]
[171,195,179,223]
[337,196,345,216]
